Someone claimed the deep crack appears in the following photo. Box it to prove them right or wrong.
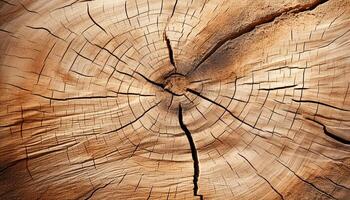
[187,0,329,75]
[178,104,203,200]
[164,32,177,71]
[305,117,350,145]
[1,0,349,199]
[171,0,178,18]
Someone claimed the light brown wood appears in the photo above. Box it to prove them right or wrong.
[0,0,349,199]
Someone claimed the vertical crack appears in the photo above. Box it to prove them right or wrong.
[164,32,177,71]
[171,0,178,18]
[178,104,203,200]
[163,0,178,72]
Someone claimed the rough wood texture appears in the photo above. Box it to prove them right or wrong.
[0,0,350,199]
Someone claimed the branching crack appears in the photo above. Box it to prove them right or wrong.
[84,179,115,200]
[187,0,329,75]
[84,173,127,200]
[305,117,350,145]
[178,104,203,200]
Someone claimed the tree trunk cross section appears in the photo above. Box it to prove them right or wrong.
[0,0,349,199]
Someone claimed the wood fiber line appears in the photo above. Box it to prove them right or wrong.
[0,0,349,199]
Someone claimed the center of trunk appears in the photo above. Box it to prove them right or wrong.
[164,74,188,96]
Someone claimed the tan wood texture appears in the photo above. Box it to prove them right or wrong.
[0,0,349,199]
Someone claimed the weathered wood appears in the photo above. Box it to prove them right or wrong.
[0,0,349,199]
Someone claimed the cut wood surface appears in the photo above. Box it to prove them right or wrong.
[0,0,350,199]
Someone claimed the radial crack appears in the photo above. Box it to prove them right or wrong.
[135,72,184,96]
[178,104,203,200]
[163,0,178,68]
[171,0,178,18]
[135,71,165,88]
[164,32,177,71]
[187,88,256,129]
[105,101,161,134]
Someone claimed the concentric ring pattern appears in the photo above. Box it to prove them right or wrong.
[0,0,349,199]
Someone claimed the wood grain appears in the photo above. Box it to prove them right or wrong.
[0,0,349,199]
